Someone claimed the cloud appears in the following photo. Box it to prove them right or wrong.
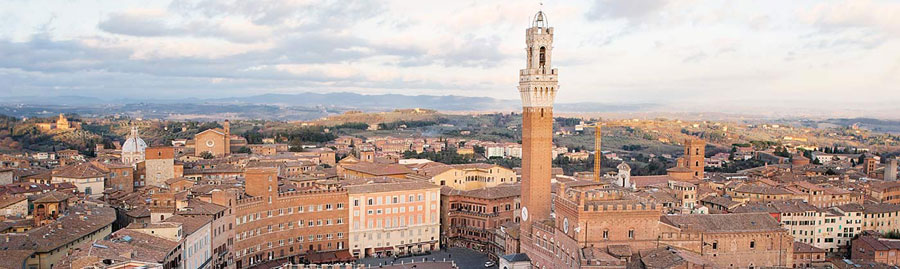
[586,0,670,23]
[98,9,173,37]
[2,0,900,110]
[98,9,272,43]
[804,0,900,34]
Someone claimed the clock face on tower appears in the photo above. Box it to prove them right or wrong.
[521,206,529,221]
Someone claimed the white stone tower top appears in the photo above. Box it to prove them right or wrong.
[519,10,558,108]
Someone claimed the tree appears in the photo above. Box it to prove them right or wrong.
[200,151,214,159]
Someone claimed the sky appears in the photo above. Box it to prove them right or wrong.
[1,0,899,110]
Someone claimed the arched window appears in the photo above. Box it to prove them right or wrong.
[539,47,546,68]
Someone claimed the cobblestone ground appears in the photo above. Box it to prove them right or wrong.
[356,247,493,268]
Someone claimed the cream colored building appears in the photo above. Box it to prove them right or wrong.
[413,163,517,191]
[344,178,441,258]
[51,162,106,197]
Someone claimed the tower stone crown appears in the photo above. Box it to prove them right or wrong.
[519,11,558,108]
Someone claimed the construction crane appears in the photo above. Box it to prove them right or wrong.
[582,121,628,182]
[580,123,603,182]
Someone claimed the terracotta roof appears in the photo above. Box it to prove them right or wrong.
[32,191,71,203]
[793,241,825,254]
[869,181,900,192]
[0,204,116,252]
[196,128,225,136]
[861,203,900,214]
[734,184,793,195]
[835,203,865,212]
[62,228,179,266]
[700,196,740,209]
[581,247,621,265]
[631,175,672,189]
[0,250,34,269]
[0,195,25,209]
[855,235,900,251]
[342,177,439,194]
[661,212,783,233]
[639,246,714,268]
[607,245,632,258]
[163,215,211,236]
[342,162,412,176]
[666,166,693,173]
[732,200,818,214]
[53,162,107,179]
[178,200,226,216]
[441,184,521,200]
[164,177,192,185]
[126,206,151,218]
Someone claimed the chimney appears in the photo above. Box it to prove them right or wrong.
[57,224,63,229]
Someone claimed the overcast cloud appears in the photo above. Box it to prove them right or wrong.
[0,0,899,109]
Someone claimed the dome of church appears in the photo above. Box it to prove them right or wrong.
[122,126,147,153]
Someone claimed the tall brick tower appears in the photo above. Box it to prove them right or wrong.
[683,139,706,179]
[519,10,558,234]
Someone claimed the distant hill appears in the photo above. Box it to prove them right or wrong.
[824,118,900,134]
[205,92,516,111]
[0,92,652,113]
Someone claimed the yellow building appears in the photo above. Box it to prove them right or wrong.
[36,114,80,132]
[413,163,517,191]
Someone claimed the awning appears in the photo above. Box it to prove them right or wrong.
[374,247,394,252]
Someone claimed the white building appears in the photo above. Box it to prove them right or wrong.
[121,126,148,165]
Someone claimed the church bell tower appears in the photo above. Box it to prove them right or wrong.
[519,10,558,234]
